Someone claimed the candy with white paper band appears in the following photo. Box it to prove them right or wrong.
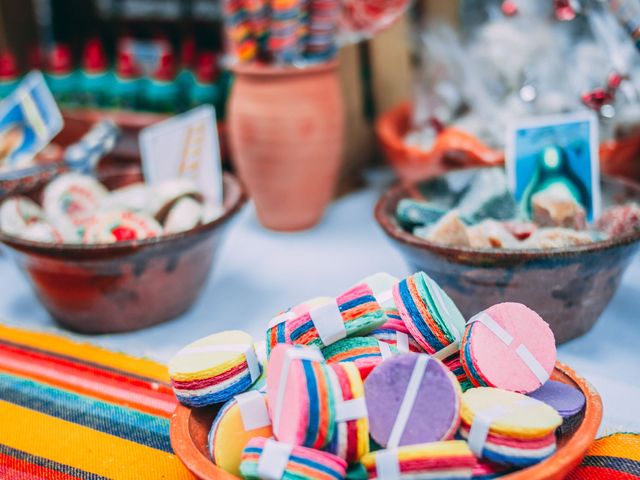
[273,347,324,437]
[387,355,430,448]
[374,289,395,309]
[335,397,368,422]
[466,405,508,457]
[378,340,393,360]
[432,340,460,361]
[376,449,401,480]
[516,344,550,384]
[310,301,347,346]
[268,310,296,329]
[235,391,271,431]
[396,332,409,353]
[256,439,292,480]
[471,312,514,345]
[180,343,260,383]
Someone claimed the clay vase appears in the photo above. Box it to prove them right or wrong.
[228,61,344,231]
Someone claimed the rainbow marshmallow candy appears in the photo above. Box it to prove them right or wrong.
[266,282,388,353]
[169,331,262,407]
[240,437,347,480]
[360,440,476,480]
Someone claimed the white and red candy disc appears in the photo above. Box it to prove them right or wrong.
[82,210,163,244]
[461,302,556,394]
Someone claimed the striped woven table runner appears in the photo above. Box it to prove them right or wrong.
[0,324,194,479]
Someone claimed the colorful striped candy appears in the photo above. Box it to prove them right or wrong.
[393,271,466,357]
[326,362,370,463]
[367,308,424,353]
[266,344,336,449]
[266,284,388,354]
[322,337,398,380]
[169,331,261,407]
[240,437,347,480]
[208,390,273,476]
[360,441,476,479]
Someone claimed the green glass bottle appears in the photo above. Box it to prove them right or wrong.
[45,44,79,107]
[79,38,112,108]
[144,51,179,113]
[187,52,219,110]
[0,50,20,100]
[110,50,142,110]
[520,145,591,218]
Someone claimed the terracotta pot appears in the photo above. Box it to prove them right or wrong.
[228,62,344,231]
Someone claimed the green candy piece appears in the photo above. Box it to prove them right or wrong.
[457,168,517,224]
[396,198,447,229]
[346,463,369,480]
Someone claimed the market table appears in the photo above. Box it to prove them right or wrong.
[0,176,639,435]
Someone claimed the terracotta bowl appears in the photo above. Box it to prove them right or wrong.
[169,362,602,480]
[375,168,640,344]
[0,168,246,333]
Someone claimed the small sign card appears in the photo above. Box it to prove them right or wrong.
[505,111,600,221]
[139,105,223,207]
[0,71,63,169]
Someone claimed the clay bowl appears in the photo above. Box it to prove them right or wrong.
[169,362,602,480]
[0,168,246,333]
[375,168,640,344]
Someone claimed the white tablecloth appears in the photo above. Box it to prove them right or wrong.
[0,176,638,433]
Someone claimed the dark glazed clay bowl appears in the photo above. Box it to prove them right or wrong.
[0,168,246,333]
[375,168,640,344]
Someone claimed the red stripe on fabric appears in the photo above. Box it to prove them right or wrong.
[0,451,81,480]
[567,465,638,479]
[0,345,176,418]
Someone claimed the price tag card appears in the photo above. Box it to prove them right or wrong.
[0,71,63,169]
[139,105,223,207]
[505,111,600,221]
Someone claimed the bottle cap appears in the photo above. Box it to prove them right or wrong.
[153,51,176,82]
[83,38,108,73]
[116,50,141,79]
[0,50,19,81]
[48,44,74,75]
[195,51,218,84]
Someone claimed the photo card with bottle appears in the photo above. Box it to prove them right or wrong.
[505,111,601,221]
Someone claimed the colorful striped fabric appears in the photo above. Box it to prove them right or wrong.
[566,433,640,479]
[0,324,194,480]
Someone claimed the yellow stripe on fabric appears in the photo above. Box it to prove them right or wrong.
[0,324,169,383]
[587,433,640,462]
[0,400,195,479]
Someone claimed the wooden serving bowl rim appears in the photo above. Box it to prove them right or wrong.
[170,361,603,480]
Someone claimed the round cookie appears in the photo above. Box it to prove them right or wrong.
[82,209,163,243]
[461,302,556,393]
[364,353,461,448]
[240,437,347,480]
[266,344,335,449]
[393,272,466,356]
[169,330,261,407]
[208,390,273,476]
[43,172,108,223]
[0,196,45,236]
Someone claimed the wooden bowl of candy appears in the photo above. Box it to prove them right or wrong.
[169,361,602,480]
[375,167,640,344]
[0,167,246,333]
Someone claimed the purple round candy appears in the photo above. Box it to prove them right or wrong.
[527,380,585,418]
[364,353,460,447]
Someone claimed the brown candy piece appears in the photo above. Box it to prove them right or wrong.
[421,210,470,247]
[467,219,518,249]
[531,189,586,230]
[522,228,595,250]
